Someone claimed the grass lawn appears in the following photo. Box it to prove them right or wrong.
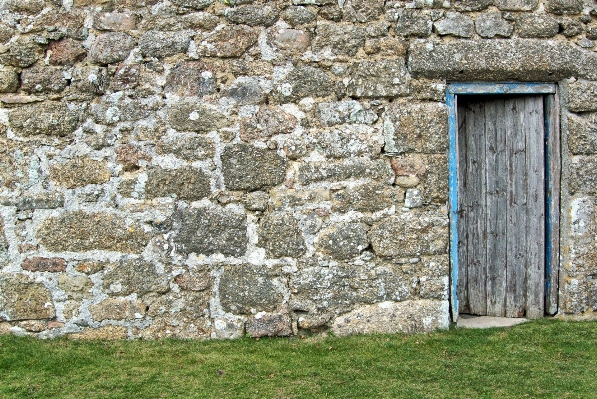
[0,319,596,398]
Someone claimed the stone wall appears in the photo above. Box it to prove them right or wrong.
[0,0,595,339]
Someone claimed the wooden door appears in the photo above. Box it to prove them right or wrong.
[457,95,545,319]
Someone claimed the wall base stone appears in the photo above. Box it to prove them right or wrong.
[331,300,450,336]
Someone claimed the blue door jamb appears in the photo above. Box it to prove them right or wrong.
[446,82,557,322]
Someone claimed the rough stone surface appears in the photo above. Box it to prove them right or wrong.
[290,263,412,312]
[103,259,170,296]
[12,194,65,211]
[270,188,331,209]
[1,0,45,14]
[342,0,384,23]
[171,0,214,10]
[70,66,110,96]
[90,298,146,321]
[219,264,285,314]
[57,275,93,300]
[317,223,369,260]
[319,4,342,21]
[9,103,81,137]
[0,23,11,44]
[139,31,192,58]
[221,143,287,191]
[89,32,136,64]
[317,101,378,127]
[567,80,597,112]
[515,14,559,38]
[242,191,269,211]
[545,0,583,14]
[0,274,55,321]
[0,140,34,189]
[273,66,334,102]
[69,325,128,340]
[331,300,449,336]
[0,68,19,93]
[560,18,583,38]
[50,158,110,188]
[364,36,407,57]
[140,291,211,339]
[168,102,228,132]
[395,9,432,37]
[259,212,306,258]
[475,12,513,38]
[196,25,258,58]
[48,39,87,66]
[391,153,447,202]
[493,0,538,10]
[35,10,87,40]
[268,27,312,55]
[246,312,292,337]
[569,156,597,195]
[93,12,138,31]
[370,209,449,257]
[240,107,297,141]
[384,102,448,154]
[332,182,403,213]
[434,13,474,38]
[313,21,365,57]
[140,12,218,31]
[404,189,423,208]
[454,0,492,11]
[298,159,393,185]
[37,211,150,253]
[164,61,216,97]
[0,37,45,68]
[568,113,597,154]
[225,5,279,27]
[346,60,410,98]
[283,6,317,26]
[115,144,151,171]
[145,167,211,201]
[174,205,248,257]
[409,39,585,81]
[22,257,67,272]
[157,134,215,161]
[175,271,211,291]
[310,125,383,158]
[221,76,265,106]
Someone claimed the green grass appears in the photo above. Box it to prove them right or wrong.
[0,319,596,398]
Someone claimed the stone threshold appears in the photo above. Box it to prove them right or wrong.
[457,314,528,329]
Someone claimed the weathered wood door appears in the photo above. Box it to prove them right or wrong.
[457,95,545,319]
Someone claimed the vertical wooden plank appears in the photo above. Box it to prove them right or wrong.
[525,96,545,319]
[505,97,528,318]
[447,90,460,321]
[546,92,560,315]
[457,101,469,314]
[466,101,487,315]
[485,98,508,317]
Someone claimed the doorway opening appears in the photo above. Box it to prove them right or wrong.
[446,83,560,321]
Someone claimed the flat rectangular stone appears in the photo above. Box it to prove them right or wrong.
[331,299,449,336]
[409,39,589,81]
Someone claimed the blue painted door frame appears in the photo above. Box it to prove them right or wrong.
[446,82,558,320]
